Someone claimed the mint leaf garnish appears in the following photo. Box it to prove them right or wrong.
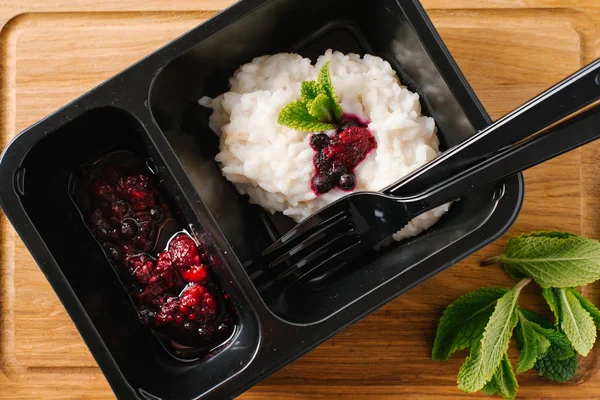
[318,61,343,121]
[301,81,322,102]
[484,232,600,288]
[569,288,600,330]
[493,354,518,400]
[457,341,486,392]
[516,310,550,373]
[457,279,529,392]
[277,101,336,132]
[307,93,336,123]
[277,62,342,132]
[535,351,578,382]
[557,288,596,356]
[432,288,508,361]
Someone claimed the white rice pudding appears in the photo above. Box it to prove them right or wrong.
[200,50,449,240]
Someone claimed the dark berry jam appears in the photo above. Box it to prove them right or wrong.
[70,151,236,357]
[310,115,376,194]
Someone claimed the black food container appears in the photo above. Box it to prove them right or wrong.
[0,0,524,399]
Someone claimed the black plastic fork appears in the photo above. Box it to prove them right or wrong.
[261,103,600,290]
[257,58,600,296]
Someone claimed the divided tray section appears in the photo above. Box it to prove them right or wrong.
[5,103,261,399]
[149,0,519,325]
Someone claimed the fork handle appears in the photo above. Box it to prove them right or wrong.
[385,58,600,197]
[404,105,600,215]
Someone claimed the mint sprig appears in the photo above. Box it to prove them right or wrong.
[433,230,600,399]
[277,62,343,132]
[515,310,550,373]
[456,278,529,393]
[484,231,600,288]
[432,288,508,361]
[515,310,578,382]
[542,287,597,356]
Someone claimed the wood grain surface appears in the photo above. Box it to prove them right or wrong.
[1,0,600,399]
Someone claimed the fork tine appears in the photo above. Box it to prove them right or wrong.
[261,210,348,258]
[275,233,361,285]
[267,216,353,269]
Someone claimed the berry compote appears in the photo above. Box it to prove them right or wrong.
[309,115,376,194]
[70,151,236,358]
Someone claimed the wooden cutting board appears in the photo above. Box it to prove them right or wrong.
[2,1,600,399]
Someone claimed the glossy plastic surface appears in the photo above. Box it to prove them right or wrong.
[0,0,524,399]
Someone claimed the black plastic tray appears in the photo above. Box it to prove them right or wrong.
[0,0,524,399]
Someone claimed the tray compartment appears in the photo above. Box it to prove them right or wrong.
[13,106,260,399]
[149,0,519,324]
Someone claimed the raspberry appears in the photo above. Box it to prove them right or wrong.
[179,284,217,322]
[181,264,209,283]
[326,126,376,170]
[155,284,216,328]
[168,234,201,269]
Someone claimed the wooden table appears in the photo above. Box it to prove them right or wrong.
[1,0,600,398]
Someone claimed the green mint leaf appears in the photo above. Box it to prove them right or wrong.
[529,232,579,239]
[518,309,573,360]
[557,288,596,356]
[569,288,600,330]
[496,232,600,288]
[515,312,552,357]
[539,328,574,360]
[458,279,529,392]
[519,309,553,329]
[516,310,548,373]
[307,94,335,123]
[318,61,336,100]
[277,101,336,132]
[480,279,528,383]
[515,309,576,382]
[457,341,486,393]
[432,288,508,361]
[542,288,561,325]
[332,97,343,122]
[481,379,499,395]
[278,63,344,132]
[540,288,592,356]
[301,81,322,103]
[493,354,518,400]
[318,62,343,122]
[535,351,578,382]
[503,263,527,281]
